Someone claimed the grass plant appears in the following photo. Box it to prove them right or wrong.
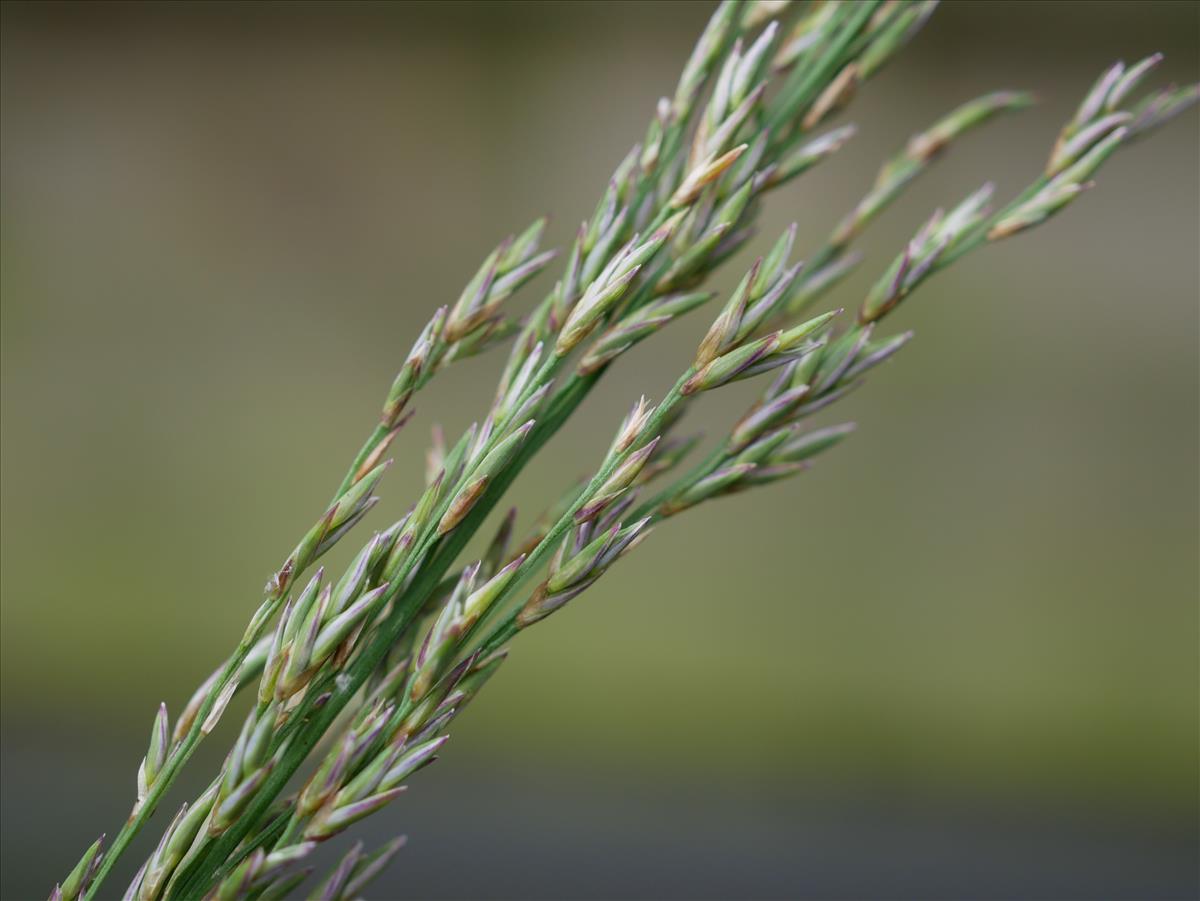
[48,3,1197,899]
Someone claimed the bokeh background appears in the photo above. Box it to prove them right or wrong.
[2,2,1197,898]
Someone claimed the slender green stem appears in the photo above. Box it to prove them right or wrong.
[767,1,880,142]
[235,374,696,875]
[194,812,290,901]
[84,607,280,901]
[472,372,694,658]
[168,154,708,895]
[87,398,425,899]
[168,371,600,898]
[631,443,726,524]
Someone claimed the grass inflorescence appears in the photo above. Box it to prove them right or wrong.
[48,2,1196,899]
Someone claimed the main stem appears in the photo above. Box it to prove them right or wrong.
[168,372,599,898]
[468,372,695,659]
[84,607,280,901]
[86,411,410,900]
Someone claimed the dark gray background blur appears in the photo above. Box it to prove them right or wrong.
[2,2,1197,899]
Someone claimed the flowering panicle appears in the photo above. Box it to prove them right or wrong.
[60,6,1195,900]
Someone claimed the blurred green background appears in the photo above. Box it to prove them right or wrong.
[2,2,1197,898]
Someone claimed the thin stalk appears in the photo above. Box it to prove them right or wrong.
[241,373,697,879]
[87,387,428,899]
[468,372,696,657]
[168,372,600,898]
[630,443,727,524]
[767,1,880,141]
[85,611,279,901]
